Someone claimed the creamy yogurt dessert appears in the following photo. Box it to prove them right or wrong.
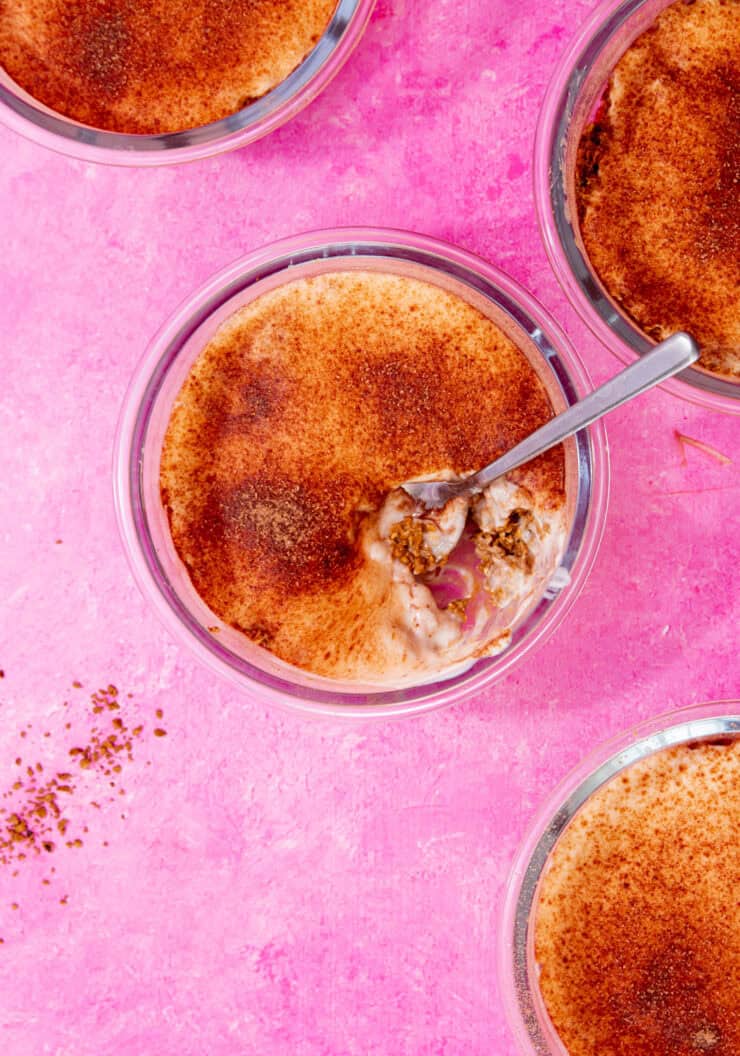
[534,734,740,1056]
[159,271,568,686]
[575,0,740,380]
[0,0,337,134]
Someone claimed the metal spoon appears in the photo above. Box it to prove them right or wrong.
[402,332,699,510]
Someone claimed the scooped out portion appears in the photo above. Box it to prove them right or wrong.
[159,270,569,685]
[366,477,566,680]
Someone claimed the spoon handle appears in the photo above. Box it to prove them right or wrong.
[472,332,699,492]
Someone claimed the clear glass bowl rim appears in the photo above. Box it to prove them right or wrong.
[113,226,610,718]
[533,0,740,416]
[0,0,376,166]
[499,698,740,1055]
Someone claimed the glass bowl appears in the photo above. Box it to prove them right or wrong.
[500,699,740,1055]
[113,228,610,717]
[0,0,375,166]
[534,0,740,416]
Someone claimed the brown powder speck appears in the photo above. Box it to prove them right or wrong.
[72,681,82,688]
[153,728,167,738]
[156,709,163,719]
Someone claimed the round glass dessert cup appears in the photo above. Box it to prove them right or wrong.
[0,0,375,166]
[534,0,740,416]
[114,228,609,717]
[499,699,740,1055]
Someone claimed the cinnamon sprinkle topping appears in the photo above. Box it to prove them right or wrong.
[0,0,337,134]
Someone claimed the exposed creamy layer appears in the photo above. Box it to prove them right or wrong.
[160,271,567,685]
[535,736,740,1056]
[576,0,740,380]
[0,0,337,134]
[365,478,567,682]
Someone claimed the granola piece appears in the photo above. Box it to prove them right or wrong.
[386,491,469,576]
[389,517,440,575]
[444,597,470,620]
[474,508,535,576]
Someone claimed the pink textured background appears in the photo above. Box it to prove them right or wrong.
[1,2,738,1053]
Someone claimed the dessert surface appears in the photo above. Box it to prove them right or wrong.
[576,0,740,379]
[535,736,740,1056]
[160,271,567,684]
[0,0,337,134]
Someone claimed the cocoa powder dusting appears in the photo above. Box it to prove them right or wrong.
[575,0,740,379]
[535,738,740,1056]
[0,0,337,134]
